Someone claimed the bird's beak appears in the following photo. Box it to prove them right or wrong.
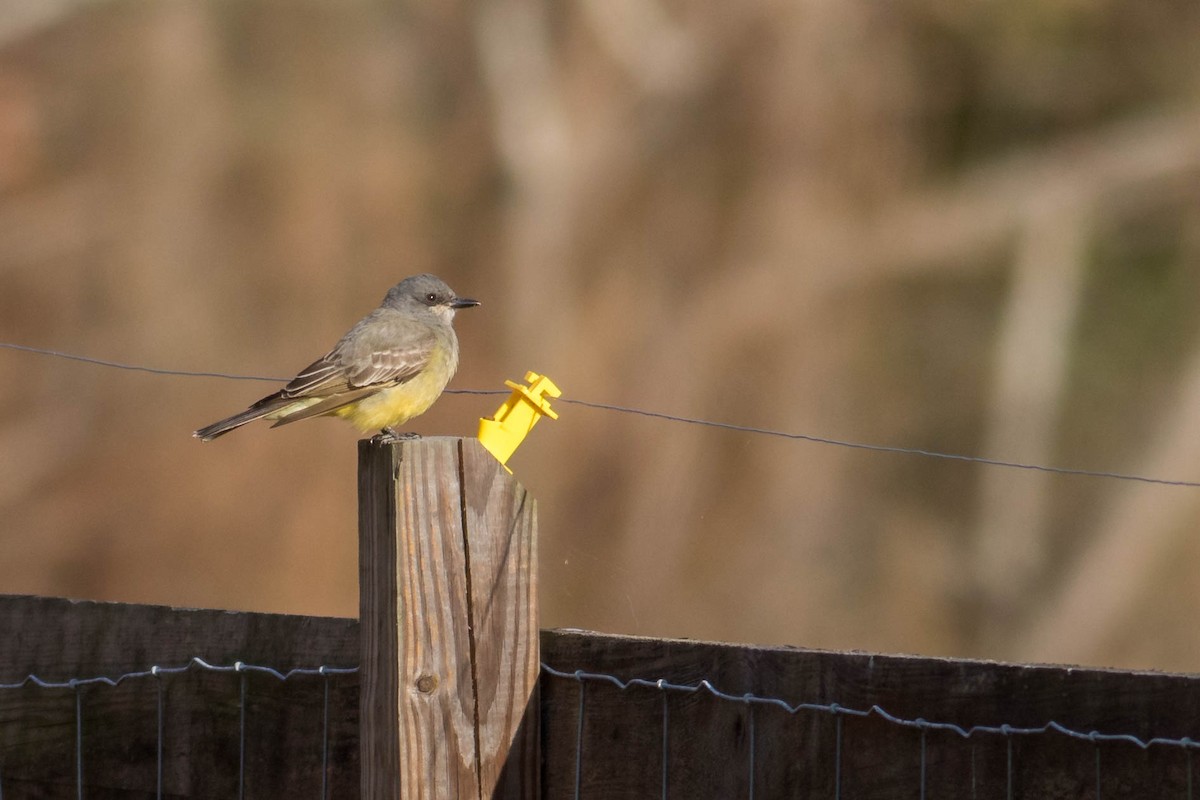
[451,297,481,309]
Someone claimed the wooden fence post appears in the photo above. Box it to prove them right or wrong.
[359,436,539,800]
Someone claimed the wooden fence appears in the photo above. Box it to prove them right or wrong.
[2,437,1199,798]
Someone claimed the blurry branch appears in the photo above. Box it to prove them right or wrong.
[474,0,576,361]
[0,0,106,48]
[620,107,1200,645]
[856,109,1200,280]
[591,104,1200,632]
[1021,338,1200,665]
[475,0,759,365]
[686,108,1200,343]
[579,0,702,96]
[971,202,1090,642]
[474,1,571,193]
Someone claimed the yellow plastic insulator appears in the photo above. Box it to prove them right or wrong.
[477,372,561,467]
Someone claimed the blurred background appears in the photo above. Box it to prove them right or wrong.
[1,0,1199,672]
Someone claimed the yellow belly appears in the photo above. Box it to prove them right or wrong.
[332,358,455,432]
[263,335,458,434]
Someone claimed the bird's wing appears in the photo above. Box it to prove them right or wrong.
[267,386,383,427]
[280,313,438,399]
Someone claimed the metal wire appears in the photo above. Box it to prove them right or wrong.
[554,397,1200,487]
[320,667,331,800]
[0,343,287,383]
[918,725,927,800]
[540,663,1200,752]
[1005,730,1013,800]
[660,687,669,800]
[154,666,164,800]
[0,658,354,796]
[746,701,756,800]
[833,712,842,800]
[5,340,1198,488]
[74,682,82,800]
[0,657,357,691]
[574,682,586,800]
[1188,745,1194,800]
[7,655,1200,795]
[238,665,247,800]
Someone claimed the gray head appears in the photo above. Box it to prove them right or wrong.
[383,274,480,322]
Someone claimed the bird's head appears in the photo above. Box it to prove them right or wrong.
[385,274,480,322]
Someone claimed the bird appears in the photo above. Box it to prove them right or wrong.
[194,274,479,441]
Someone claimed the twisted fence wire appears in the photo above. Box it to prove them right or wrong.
[541,663,1200,751]
[0,658,357,691]
[0,658,356,796]
[3,656,1199,795]
[544,662,1200,799]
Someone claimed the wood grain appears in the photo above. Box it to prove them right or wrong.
[459,438,539,800]
[4,596,1200,798]
[358,436,539,800]
[539,629,1200,799]
[0,594,359,798]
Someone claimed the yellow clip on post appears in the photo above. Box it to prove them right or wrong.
[477,371,561,467]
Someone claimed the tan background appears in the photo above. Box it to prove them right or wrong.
[2,0,1199,672]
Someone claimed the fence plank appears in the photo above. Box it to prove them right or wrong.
[0,594,359,798]
[459,438,540,799]
[5,597,1200,798]
[539,629,1200,800]
[358,437,538,800]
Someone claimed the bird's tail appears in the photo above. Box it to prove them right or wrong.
[193,405,278,441]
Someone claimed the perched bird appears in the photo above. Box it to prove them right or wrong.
[194,274,479,441]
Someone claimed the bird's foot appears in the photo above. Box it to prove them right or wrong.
[373,427,420,444]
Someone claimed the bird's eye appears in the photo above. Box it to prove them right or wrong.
[426,293,437,303]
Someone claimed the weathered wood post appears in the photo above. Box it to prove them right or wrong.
[358,436,539,799]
